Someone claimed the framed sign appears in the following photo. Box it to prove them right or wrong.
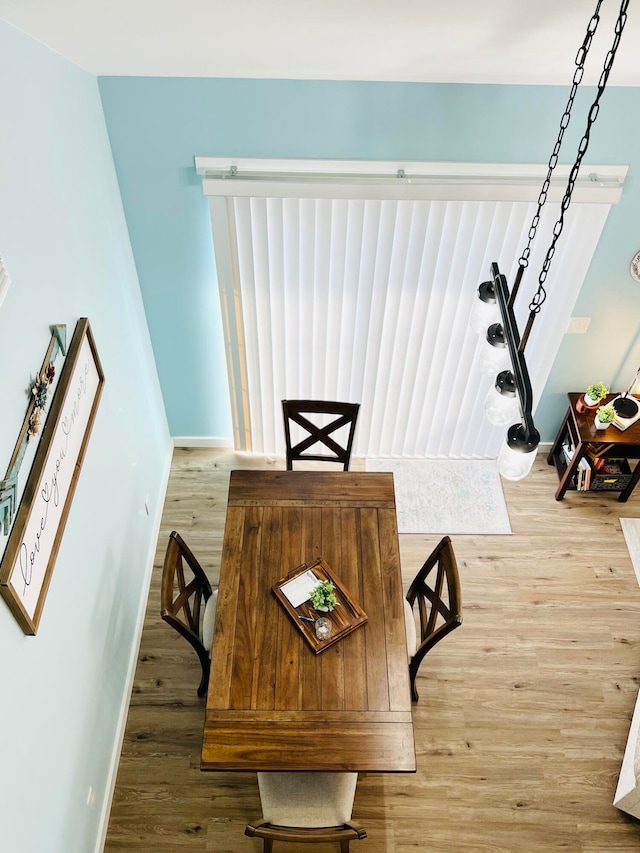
[0,318,104,634]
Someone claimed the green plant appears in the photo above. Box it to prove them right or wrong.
[596,403,616,424]
[309,579,338,611]
[586,382,609,401]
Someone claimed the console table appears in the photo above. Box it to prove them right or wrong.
[547,393,640,502]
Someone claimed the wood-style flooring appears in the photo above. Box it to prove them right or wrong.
[104,449,640,852]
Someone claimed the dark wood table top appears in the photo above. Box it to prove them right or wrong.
[568,392,640,446]
[202,470,416,772]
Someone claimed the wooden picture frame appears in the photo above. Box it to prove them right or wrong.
[0,318,104,634]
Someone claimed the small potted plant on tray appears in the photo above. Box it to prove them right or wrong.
[309,579,339,612]
[595,403,616,430]
[577,382,609,413]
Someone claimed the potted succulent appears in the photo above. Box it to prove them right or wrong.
[576,382,609,413]
[586,382,609,405]
[309,579,338,612]
[595,403,616,430]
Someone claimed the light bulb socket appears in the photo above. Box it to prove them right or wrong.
[495,370,516,397]
[477,280,496,305]
[486,323,505,349]
[505,422,540,454]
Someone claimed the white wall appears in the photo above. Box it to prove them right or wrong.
[0,21,171,853]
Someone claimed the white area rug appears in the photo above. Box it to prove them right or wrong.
[621,519,640,588]
[365,459,512,535]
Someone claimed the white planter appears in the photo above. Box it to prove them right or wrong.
[595,416,612,430]
[585,393,603,408]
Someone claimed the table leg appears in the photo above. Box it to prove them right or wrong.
[555,443,584,501]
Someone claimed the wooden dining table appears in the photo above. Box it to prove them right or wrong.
[201,469,416,773]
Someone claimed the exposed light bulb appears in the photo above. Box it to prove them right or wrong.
[484,371,519,426]
[479,324,510,376]
[469,280,499,334]
[497,422,540,481]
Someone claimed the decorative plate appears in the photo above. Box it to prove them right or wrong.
[630,251,640,283]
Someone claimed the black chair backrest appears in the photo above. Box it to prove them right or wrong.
[282,400,360,470]
[406,535,462,702]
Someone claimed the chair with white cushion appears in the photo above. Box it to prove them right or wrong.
[245,771,366,852]
[404,535,462,703]
[160,530,218,697]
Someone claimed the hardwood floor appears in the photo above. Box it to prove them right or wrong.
[104,449,640,852]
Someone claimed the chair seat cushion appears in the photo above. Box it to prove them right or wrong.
[403,598,418,658]
[257,771,357,827]
[202,589,218,654]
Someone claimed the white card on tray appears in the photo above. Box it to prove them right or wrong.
[280,570,319,608]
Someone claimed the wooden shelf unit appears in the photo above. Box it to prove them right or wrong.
[547,393,640,502]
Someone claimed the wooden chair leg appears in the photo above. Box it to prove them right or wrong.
[263,840,273,853]
[339,840,351,853]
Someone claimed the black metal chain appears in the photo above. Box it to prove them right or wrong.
[518,1,604,274]
[527,0,630,316]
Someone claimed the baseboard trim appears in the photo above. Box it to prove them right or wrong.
[172,436,233,448]
[95,438,174,853]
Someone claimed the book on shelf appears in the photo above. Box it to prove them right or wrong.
[561,435,575,465]
[574,456,592,492]
[595,458,628,476]
[584,443,615,470]
[575,457,592,491]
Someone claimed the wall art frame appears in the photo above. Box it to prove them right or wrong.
[0,324,67,535]
[0,318,104,634]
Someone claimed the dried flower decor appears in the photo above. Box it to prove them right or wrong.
[27,362,55,440]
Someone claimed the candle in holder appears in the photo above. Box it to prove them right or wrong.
[315,617,331,641]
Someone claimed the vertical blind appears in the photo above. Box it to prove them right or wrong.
[206,189,611,459]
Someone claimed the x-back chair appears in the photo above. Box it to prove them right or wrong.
[282,400,360,470]
[160,530,218,697]
[404,535,462,703]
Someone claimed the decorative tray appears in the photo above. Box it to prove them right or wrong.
[272,557,367,654]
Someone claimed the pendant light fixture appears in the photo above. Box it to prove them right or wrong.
[471,0,629,481]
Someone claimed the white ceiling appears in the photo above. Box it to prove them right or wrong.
[0,0,638,84]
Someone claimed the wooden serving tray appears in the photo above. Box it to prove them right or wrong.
[272,557,368,653]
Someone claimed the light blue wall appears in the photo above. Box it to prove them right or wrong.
[0,21,171,853]
[98,77,640,441]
